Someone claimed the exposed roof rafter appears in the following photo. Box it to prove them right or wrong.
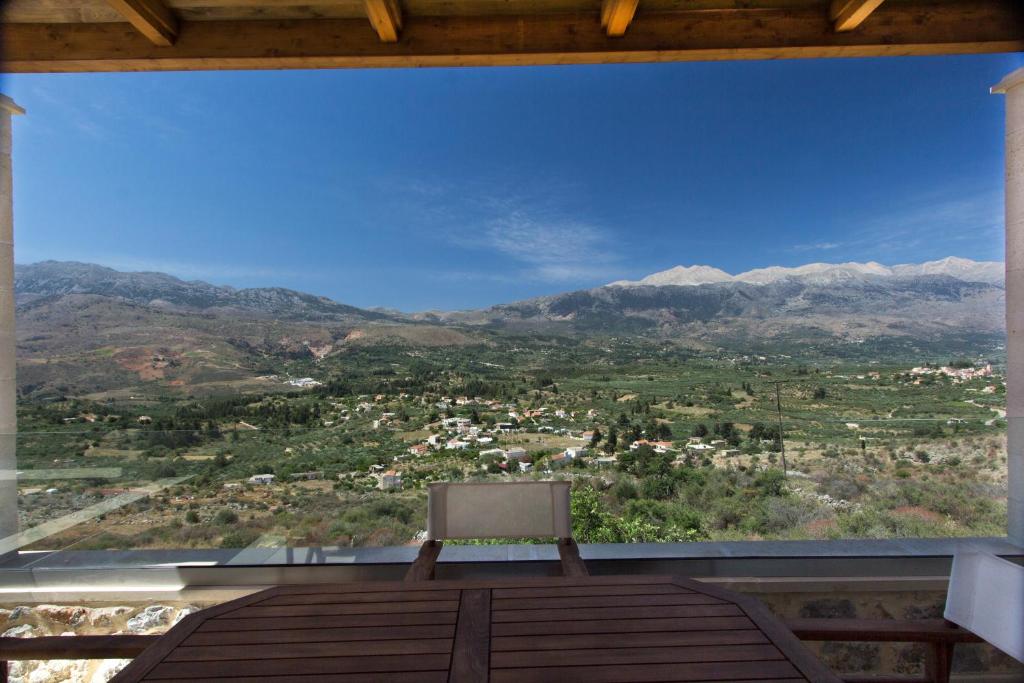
[105,0,178,46]
[2,0,1021,73]
[601,0,639,37]
[364,0,402,43]
[831,0,886,32]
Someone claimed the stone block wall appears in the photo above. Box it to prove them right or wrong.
[751,588,1024,680]
[0,603,203,683]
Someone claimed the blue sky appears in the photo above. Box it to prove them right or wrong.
[2,53,1022,311]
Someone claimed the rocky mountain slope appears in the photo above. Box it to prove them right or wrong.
[607,257,1003,287]
[448,258,1005,341]
[15,261,388,322]
[12,258,1006,396]
[13,262,473,397]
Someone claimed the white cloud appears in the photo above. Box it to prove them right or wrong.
[791,241,841,252]
[449,209,624,283]
[786,188,1003,260]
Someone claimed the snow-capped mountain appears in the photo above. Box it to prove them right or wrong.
[608,257,1003,288]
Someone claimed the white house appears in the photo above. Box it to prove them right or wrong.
[504,447,528,461]
[564,446,587,460]
[378,471,402,491]
[248,474,276,485]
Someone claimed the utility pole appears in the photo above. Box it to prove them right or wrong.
[773,381,788,478]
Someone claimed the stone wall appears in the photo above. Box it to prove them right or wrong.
[751,588,1024,679]
[1,603,202,683]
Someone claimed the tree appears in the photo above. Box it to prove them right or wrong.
[589,428,603,448]
[606,426,618,452]
[692,423,708,438]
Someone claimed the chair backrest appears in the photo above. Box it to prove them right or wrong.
[426,481,571,541]
[944,552,1024,663]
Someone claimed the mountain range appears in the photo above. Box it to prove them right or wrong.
[607,257,1003,287]
[12,258,1006,397]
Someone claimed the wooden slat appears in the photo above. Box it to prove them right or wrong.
[184,624,456,646]
[492,592,725,611]
[187,675,448,683]
[493,643,785,668]
[3,1,1022,73]
[268,574,673,597]
[731,594,844,683]
[493,582,688,599]
[186,675,449,683]
[449,589,490,683]
[492,603,743,623]
[490,659,803,683]
[198,610,458,632]
[364,0,401,42]
[224,599,460,619]
[601,0,639,36]
[406,540,442,581]
[165,638,452,662]
[260,589,460,606]
[0,635,156,660]
[146,653,453,679]
[492,628,769,652]
[492,615,755,636]
[785,618,984,643]
[110,586,277,683]
[830,0,886,31]
[105,0,177,45]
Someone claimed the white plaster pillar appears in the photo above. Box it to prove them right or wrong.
[993,69,1024,546]
[0,94,24,552]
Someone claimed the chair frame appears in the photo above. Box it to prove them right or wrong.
[405,481,587,580]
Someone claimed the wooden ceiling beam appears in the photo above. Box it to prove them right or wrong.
[364,0,401,42]
[2,1,1021,73]
[105,0,178,45]
[601,0,639,37]
[830,0,886,32]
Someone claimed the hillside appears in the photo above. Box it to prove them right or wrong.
[13,258,1006,397]
[14,262,478,398]
[445,260,1005,342]
[15,261,389,322]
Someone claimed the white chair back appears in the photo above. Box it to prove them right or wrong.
[944,552,1024,663]
[426,481,572,540]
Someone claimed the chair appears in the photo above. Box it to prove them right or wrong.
[944,551,1024,664]
[786,551,1023,683]
[405,480,587,580]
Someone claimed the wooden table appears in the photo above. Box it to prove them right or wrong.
[111,574,840,682]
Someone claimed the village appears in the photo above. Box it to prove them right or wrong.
[12,347,1011,552]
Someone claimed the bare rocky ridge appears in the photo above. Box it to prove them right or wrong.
[15,261,389,322]
[607,257,1003,287]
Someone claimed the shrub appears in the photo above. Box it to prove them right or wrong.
[214,509,239,525]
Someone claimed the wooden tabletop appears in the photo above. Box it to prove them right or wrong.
[111,574,840,682]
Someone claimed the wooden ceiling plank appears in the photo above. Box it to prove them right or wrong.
[830,0,886,32]
[2,1,1022,73]
[105,0,178,45]
[601,0,639,36]
[364,0,402,42]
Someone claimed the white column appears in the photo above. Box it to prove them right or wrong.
[0,95,24,551]
[994,69,1024,546]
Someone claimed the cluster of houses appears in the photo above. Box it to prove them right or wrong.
[908,363,994,383]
